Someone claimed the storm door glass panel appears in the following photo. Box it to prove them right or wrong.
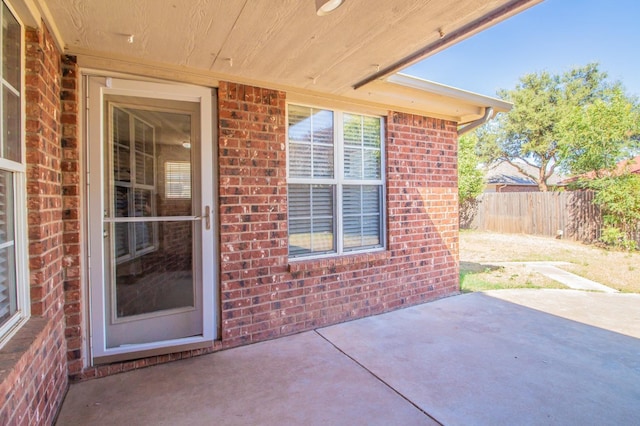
[107,104,195,321]
[0,171,16,324]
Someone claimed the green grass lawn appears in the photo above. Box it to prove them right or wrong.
[459,263,566,293]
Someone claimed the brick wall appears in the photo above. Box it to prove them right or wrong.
[0,24,68,425]
[61,55,84,376]
[218,82,459,348]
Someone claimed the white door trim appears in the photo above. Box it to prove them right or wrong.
[86,76,217,363]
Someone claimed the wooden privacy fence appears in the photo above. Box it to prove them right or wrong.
[467,191,603,242]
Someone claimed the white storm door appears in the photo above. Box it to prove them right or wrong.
[87,77,216,363]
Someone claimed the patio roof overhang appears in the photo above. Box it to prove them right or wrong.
[22,0,535,121]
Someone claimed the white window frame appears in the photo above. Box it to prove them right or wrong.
[0,0,30,348]
[286,103,386,260]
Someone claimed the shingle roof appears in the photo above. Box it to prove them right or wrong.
[485,161,563,185]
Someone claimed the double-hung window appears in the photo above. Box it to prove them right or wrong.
[287,104,385,258]
[0,0,28,346]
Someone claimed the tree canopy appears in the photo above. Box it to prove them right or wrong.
[458,133,485,204]
[477,63,640,191]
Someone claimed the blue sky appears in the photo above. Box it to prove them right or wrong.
[405,0,640,99]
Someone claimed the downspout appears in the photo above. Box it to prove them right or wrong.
[457,107,493,136]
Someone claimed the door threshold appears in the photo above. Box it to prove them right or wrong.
[93,339,214,365]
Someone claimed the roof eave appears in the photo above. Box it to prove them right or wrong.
[345,73,512,123]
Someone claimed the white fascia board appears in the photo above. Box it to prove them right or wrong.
[387,73,512,114]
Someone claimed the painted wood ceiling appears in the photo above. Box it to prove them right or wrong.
[43,0,539,121]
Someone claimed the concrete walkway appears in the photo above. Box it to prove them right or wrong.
[495,261,619,293]
[56,290,640,426]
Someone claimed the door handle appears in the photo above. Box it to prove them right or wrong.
[203,205,211,230]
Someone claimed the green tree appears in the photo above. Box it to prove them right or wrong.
[477,63,639,190]
[458,133,485,228]
[558,86,640,175]
[458,133,485,204]
[589,173,640,250]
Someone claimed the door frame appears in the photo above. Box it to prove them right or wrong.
[85,75,218,364]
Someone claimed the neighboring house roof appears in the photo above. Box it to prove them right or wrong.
[561,155,640,184]
[39,0,539,122]
[485,161,564,186]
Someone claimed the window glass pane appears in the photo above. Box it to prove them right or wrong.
[363,149,381,179]
[362,215,381,246]
[312,185,333,217]
[0,171,13,244]
[289,143,311,178]
[312,144,333,178]
[0,244,16,324]
[3,86,20,162]
[312,109,333,146]
[362,116,381,148]
[288,105,333,179]
[362,185,381,247]
[362,185,381,212]
[0,170,16,326]
[344,147,362,179]
[342,185,361,217]
[2,4,20,90]
[343,216,361,249]
[288,105,311,143]
[288,184,334,256]
[289,219,311,257]
[343,114,382,181]
[343,185,382,250]
[343,113,362,146]
[312,218,334,252]
[288,184,311,218]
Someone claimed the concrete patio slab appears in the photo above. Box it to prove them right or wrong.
[56,331,434,426]
[319,290,640,425]
[57,290,640,425]
[487,288,640,338]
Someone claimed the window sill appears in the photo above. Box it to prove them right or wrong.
[0,316,47,384]
[288,249,390,274]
